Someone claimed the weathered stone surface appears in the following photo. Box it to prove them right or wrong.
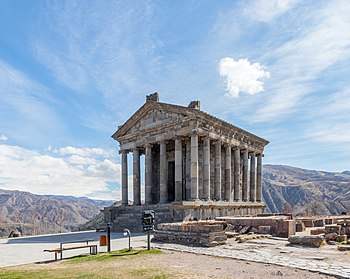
[337,235,348,243]
[153,221,227,247]
[295,222,305,232]
[218,216,295,238]
[288,235,325,247]
[338,245,350,251]
[310,228,325,235]
[325,224,341,234]
[325,232,338,241]
[257,226,271,234]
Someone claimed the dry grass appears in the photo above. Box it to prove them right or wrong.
[0,248,335,279]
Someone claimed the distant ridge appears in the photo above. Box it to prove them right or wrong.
[1,164,349,237]
[0,189,114,238]
[263,165,350,215]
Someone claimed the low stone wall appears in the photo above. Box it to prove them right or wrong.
[217,216,296,238]
[153,221,227,247]
[103,201,266,233]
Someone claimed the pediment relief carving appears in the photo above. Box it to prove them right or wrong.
[124,108,186,135]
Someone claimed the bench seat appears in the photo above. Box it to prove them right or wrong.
[44,241,97,260]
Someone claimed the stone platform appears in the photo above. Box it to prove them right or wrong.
[153,220,227,247]
[217,215,296,237]
[103,201,266,233]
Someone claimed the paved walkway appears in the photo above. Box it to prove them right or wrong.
[0,231,147,268]
[1,232,350,278]
[154,238,350,279]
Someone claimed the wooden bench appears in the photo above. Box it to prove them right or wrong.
[44,239,97,260]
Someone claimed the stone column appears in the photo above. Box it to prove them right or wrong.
[256,154,263,202]
[185,140,191,200]
[145,144,152,204]
[215,140,222,201]
[159,141,168,203]
[225,145,232,201]
[133,148,141,205]
[242,149,248,202]
[175,138,183,202]
[190,130,199,200]
[121,150,128,205]
[234,148,240,201]
[249,152,256,202]
[203,137,210,200]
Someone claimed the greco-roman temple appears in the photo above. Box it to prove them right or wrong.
[103,93,269,232]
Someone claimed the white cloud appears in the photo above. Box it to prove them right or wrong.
[252,1,350,122]
[244,0,297,23]
[66,155,98,165]
[0,135,8,141]
[54,146,115,158]
[219,57,270,98]
[0,144,121,199]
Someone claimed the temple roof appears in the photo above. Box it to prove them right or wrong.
[112,93,269,147]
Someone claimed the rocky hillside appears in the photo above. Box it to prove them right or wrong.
[262,165,350,216]
[0,189,113,237]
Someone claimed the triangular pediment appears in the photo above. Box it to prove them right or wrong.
[113,102,192,140]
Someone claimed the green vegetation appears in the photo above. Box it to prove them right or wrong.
[67,248,162,263]
[0,248,166,279]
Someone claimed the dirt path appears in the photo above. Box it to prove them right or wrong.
[4,250,336,279]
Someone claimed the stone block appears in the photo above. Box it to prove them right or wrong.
[337,219,345,226]
[303,219,314,227]
[337,235,347,243]
[295,222,305,232]
[338,245,350,251]
[257,226,271,234]
[310,228,325,235]
[288,235,325,247]
[276,219,296,238]
[325,224,341,234]
[325,232,338,241]
[239,225,251,234]
[314,219,325,227]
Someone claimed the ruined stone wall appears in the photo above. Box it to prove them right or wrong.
[153,221,227,247]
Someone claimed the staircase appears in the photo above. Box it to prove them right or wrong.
[109,204,175,233]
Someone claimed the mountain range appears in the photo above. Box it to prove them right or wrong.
[0,189,113,238]
[1,164,349,237]
[262,165,350,216]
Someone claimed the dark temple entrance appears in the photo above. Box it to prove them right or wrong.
[168,161,175,202]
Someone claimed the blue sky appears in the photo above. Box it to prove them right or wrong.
[0,0,349,200]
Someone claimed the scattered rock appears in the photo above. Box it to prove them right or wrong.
[325,232,338,241]
[288,235,325,247]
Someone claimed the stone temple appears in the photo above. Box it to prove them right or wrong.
[103,93,269,232]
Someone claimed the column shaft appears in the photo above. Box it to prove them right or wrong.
[203,137,210,200]
[256,154,263,202]
[133,149,141,205]
[234,148,240,201]
[242,149,248,201]
[215,141,222,201]
[225,145,232,201]
[159,141,168,203]
[190,131,199,200]
[145,145,152,204]
[121,151,128,205]
[250,153,256,202]
[175,138,183,202]
[185,140,191,200]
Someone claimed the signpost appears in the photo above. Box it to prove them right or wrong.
[141,210,155,250]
